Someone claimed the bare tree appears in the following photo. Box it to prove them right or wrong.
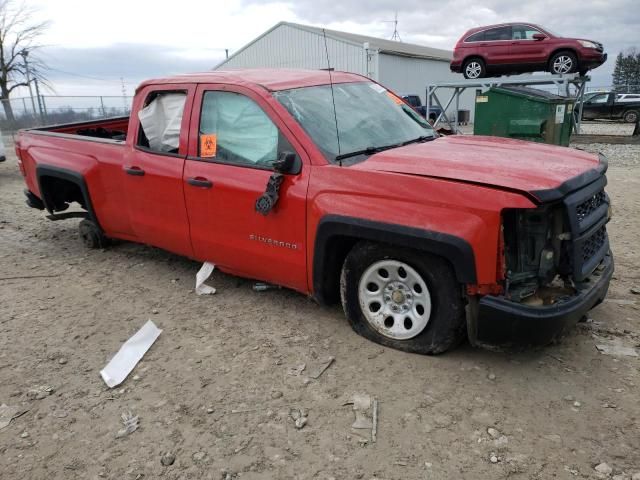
[0,1,49,121]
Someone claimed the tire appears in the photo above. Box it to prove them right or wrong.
[549,51,578,75]
[79,219,110,249]
[462,58,486,79]
[623,110,638,123]
[340,242,466,354]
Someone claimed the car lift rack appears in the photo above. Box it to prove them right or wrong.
[426,73,589,134]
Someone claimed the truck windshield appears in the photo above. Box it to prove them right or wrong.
[274,81,436,164]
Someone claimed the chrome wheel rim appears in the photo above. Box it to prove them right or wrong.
[465,62,482,78]
[552,55,573,74]
[358,260,432,340]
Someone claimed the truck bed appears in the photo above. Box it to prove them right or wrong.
[27,116,130,142]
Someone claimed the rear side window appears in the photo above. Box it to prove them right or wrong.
[484,26,511,41]
[137,91,187,154]
[198,91,280,168]
[465,31,485,42]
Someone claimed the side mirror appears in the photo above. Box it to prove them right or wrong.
[273,151,301,174]
[532,33,546,41]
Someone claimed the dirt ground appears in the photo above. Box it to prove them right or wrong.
[1,125,639,480]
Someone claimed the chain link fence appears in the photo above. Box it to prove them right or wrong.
[0,95,133,132]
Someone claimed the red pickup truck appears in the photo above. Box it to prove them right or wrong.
[15,69,613,354]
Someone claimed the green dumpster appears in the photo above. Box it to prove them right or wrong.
[474,86,575,146]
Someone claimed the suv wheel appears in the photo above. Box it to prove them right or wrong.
[623,110,638,123]
[463,58,486,79]
[79,219,110,249]
[340,242,466,354]
[550,51,578,75]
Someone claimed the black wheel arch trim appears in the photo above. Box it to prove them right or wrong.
[312,215,477,304]
[35,165,103,232]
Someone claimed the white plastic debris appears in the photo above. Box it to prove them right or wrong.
[195,262,216,295]
[595,343,639,357]
[116,411,139,438]
[100,320,162,388]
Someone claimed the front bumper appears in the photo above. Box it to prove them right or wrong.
[580,51,607,69]
[470,252,613,348]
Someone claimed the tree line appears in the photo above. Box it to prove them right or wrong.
[612,49,640,93]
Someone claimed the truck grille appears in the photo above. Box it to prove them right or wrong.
[581,225,607,261]
[576,191,606,223]
[563,177,609,282]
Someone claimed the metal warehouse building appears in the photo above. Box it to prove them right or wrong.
[215,21,473,116]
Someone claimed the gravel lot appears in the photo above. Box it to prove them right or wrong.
[1,125,639,480]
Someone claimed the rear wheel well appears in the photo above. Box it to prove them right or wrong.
[39,175,86,213]
[463,55,485,67]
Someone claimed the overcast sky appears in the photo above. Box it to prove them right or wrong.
[20,0,638,100]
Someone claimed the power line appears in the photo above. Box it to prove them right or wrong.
[45,66,120,82]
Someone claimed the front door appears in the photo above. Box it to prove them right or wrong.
[509,24,547,67]
[183,85,310,292]
[123,84,196,257]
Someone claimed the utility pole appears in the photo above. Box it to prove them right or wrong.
[20,49,37,116]
[33,77,44,121]
[120,77,128,114]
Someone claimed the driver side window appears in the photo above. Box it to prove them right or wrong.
[199,91,279,168]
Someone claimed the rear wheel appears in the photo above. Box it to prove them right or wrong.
[79,219,110,249]
[623,110,638,123]
[340,242,466,354]
[463,58,486,79]
[549,51,578,75]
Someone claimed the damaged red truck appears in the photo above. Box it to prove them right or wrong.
[15,69,613,354]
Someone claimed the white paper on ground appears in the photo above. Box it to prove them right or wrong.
[195,261,216,295]
[100,320,162,388]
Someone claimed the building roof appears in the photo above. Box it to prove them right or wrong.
[216,21,452,69]
[136,69,367,92]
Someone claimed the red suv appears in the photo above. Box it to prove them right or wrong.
[450,23,607,79]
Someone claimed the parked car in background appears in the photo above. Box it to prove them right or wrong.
[579,91,640,123]
[400,94,442,122]
[451,23,607,79]
[617,93,640,103]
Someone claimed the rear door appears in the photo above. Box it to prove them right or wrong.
[482,26,513,68]
[510,24,547,66]
[123,84,196,257]
[183,84,310,292]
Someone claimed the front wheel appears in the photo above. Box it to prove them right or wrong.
[340,242,466,354]
[623,110,638,123]
[549,51,578,75]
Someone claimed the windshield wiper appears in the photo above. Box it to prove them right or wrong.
[334,143,401,161]
[401,135,436,146]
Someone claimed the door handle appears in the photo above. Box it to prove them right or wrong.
[124,166,145,176]
[187,176,213,188]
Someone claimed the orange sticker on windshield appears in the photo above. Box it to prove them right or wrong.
[387,91,404,105]
[200,134,217,157]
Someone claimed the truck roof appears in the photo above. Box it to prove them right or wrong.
[136,68,366,93]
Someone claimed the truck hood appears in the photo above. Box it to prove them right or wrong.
[351,135,604,201]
